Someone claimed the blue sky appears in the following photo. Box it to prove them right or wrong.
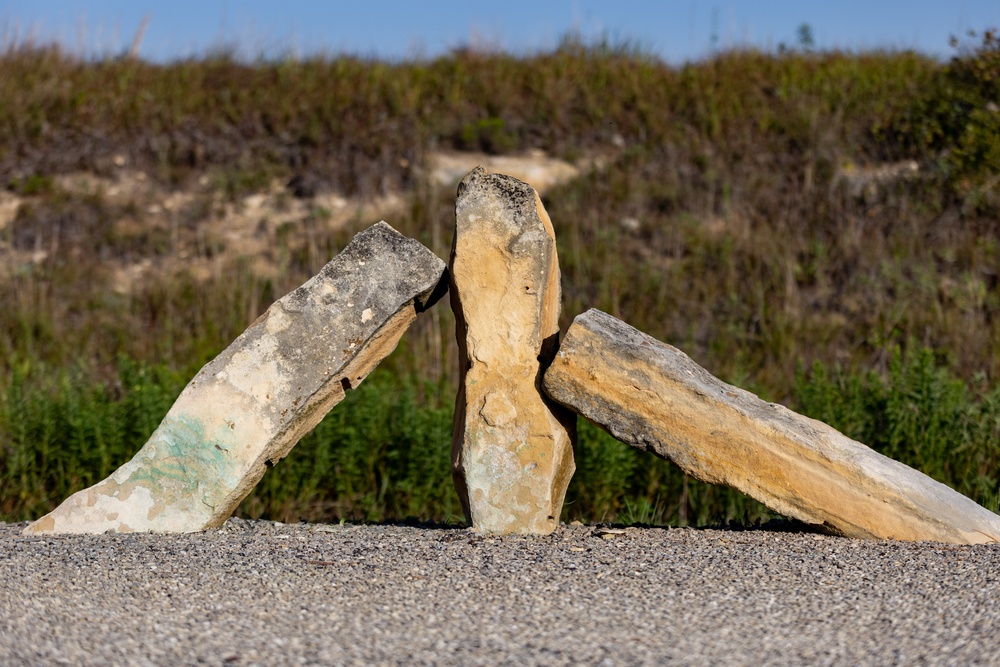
[3,1,999,63]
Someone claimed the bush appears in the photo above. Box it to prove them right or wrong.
[876,29,1000,212]
[795,346,1000,512]
[2,41,998,526]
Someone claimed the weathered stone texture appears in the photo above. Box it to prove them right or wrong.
[450,166,576,535]
[543,309,1000,545]
[25,222,447,535]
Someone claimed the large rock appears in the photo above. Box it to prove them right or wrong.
[543,309,1000,544]
[25,222,447,535]
[450,166,576,535]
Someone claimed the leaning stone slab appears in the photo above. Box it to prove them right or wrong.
[25,221,447,535]
[543,309,1000,545]
[450,166,576,535]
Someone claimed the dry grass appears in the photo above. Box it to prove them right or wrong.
[1,35,998,524]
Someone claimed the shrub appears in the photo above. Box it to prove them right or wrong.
[795,347,1000,512]
[876,29,1000,212]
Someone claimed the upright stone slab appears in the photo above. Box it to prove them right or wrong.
[450,166,576,535]
[25,222,447,535]
[543,309,1000,545]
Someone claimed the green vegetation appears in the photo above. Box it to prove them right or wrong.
[876,29,1000,213]
[1,32,999,525]
[3,350,996,525]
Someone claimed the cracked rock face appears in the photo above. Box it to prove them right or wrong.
[542,309,1000,545]
[24,222,447,535]
[450,166,576,535]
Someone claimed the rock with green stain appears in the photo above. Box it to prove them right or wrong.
[24,221,447,534]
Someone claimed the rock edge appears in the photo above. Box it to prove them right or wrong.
[542,308,1000,545]
[25,221,447,535]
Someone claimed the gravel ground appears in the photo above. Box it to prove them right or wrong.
[1,519,998,666]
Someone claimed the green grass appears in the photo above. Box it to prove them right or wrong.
[0,357,184,520]
[2,348,996,525]
[1,34,999,525]
[795,347,1000,513]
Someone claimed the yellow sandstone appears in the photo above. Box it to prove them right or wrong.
[449,166,576,535]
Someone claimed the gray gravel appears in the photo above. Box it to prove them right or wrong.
[1,519,998,666]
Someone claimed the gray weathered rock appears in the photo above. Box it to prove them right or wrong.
[450,166,576,535]
[24,221,447,535]
[543,308,1000,544]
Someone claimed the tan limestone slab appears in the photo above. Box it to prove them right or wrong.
[450,166,576,535]
[542,308,1000,545]
[25,221,447,535]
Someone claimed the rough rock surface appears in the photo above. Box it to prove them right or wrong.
[24,222,447,535]
[450,166,576,535]
[542,309,1000,545]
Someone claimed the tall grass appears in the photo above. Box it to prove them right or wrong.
[796,347,1000,513]
[2,35,999,525]
[0,357,184,519]
[2,349,995,525]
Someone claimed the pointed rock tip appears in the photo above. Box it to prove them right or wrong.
[456,166,538,227]
[457,165,488,198]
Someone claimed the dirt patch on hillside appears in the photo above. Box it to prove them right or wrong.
[1,151,589,292]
